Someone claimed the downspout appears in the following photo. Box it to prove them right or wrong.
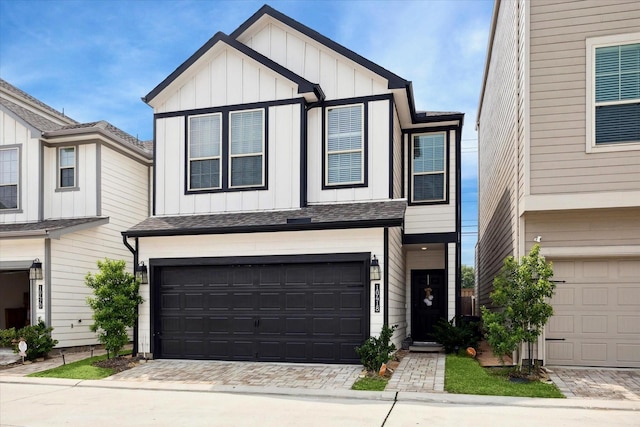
[122,235,139,357]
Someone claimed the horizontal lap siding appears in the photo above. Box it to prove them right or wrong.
[477,0,520,308]
[529,0,640,196]
[387,226,405,347]
[50,146,149,348]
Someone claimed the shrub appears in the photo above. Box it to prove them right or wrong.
[3,321,59,360]
[355,324,397,373]
[86,258,143,358]
[0,328,17,347]
[432,316,480,354]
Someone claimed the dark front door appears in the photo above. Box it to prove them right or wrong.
[411,269,446,342]
[154,259,367,364]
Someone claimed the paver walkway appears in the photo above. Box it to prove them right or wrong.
[546,366,640,401]
[106,359,362,390]
[386,353,445,392]
[0,347,108,377]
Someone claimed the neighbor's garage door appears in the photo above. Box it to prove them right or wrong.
[154,260,367,364]
[546,258,640,368]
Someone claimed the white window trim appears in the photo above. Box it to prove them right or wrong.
[586,32,640,154]
[57,146,78,190]
[411,132,447,203]
[325,103,365,187]
[229,109,265,189]
[188,112,222,191]
[0,146,20,211]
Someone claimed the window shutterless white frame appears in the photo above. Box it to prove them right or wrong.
[325,104,365,186]
[58,146,76,188]
[188,113,222,190]
[586,32,640,153]
[411,132,447,203]
[229,109,265,189]
[0,146,19,210]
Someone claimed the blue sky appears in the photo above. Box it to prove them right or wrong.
[0,0,493,266]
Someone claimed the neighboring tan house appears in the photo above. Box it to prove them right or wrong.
[124,5,464,363]
[0,79,152,348]
[477,0,639,368]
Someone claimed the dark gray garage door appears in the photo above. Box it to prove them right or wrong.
[154,259,368,364]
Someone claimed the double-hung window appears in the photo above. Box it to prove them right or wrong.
[189,113,222,190]
[0,147,19,210]
[58,147,76,188]
[230,109,264,188]
[326,104,364,186]
[411,133,446,203]
[587,34,640,151]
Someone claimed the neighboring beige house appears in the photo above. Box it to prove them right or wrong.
[0,79,152,348]
[124,5,464,363]
[477,0,639,367]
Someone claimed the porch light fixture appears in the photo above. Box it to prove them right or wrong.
[370,255,381,281]
[136,262,148,285]
[29,258,43,280]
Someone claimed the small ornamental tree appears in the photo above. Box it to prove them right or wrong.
[86,259,143,358]
[481,244,555,371]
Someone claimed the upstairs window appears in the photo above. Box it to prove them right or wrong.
[0,147,18,210]
[189,113,221,190]
[587,34,640,151]
[230,110,264,188]
[326,104,364,186]
[411,133,446,203]
[58,147,76,188]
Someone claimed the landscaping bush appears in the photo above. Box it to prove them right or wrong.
[432,315,480,354]
[355,324,397,373]
[1,321,59,360]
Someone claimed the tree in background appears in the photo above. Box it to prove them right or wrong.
[481,244,555,371]
[461,265,475,289]
[86,259,143,358]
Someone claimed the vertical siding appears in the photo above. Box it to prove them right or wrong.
[477,0,521,308]
[387,226,406,347]
[49,145,149,348]
[529,0,640,194]
[0,110,39,223]
[392,106,403,199]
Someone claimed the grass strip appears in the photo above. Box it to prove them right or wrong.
[351,376,388,391]
[445,354,564,398]
[27,351,130,380]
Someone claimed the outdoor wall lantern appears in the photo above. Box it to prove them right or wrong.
[29,258,43,280]
[136,262,148,285]
[370,255,381,281]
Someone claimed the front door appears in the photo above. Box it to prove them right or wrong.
[411,270,446,342]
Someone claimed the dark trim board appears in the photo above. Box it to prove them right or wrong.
[383,228,389,326]
[150,252,371,267]
[403,232,457,245]
[406,128,451,207]
[155,97,305,120]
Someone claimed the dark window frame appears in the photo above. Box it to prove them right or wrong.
[408,130,449,205]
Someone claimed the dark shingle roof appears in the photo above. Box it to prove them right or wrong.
[0,96,66,132]
[54,120,151,154]
[0,217,108,238]
[0,78,77,125]
[124,200,407,237]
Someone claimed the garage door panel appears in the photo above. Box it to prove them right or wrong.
[155,260,367,363]
[547,258,640,367]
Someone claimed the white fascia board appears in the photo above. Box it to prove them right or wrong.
[520,191,640,214]
[541,245,640,258]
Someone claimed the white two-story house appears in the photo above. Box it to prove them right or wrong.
[0,79,152,348]
[125,5,463,363]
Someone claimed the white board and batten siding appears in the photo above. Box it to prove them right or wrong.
[0,109,40,223]
[136,228,385,355]
[154,103,301,216]
[237,20,389,101]
[43,144,98,219]
[50,144,150,348]
[404,128,458,235]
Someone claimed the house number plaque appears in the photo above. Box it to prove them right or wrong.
[374,283,380,313]
[38,284,43,309]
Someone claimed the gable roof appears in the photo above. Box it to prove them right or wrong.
[0,95,67,132]
[143,31,325,104]
[0,78,77,127]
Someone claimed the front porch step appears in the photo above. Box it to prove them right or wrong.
[409,342,444,353]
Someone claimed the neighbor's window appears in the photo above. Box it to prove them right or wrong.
[412,133,446,203]
[189,113,222,190]
[229,109,264,188]
[326,104,364,186]
[59,147,76,188]
[587,34,640,151]
[0,147,19,210]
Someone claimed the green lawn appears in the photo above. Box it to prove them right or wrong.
[27,352,128,380]
[445,355,564,398]
[351,376,388,391]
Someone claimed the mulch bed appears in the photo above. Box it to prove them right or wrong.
[93,355,143,374]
